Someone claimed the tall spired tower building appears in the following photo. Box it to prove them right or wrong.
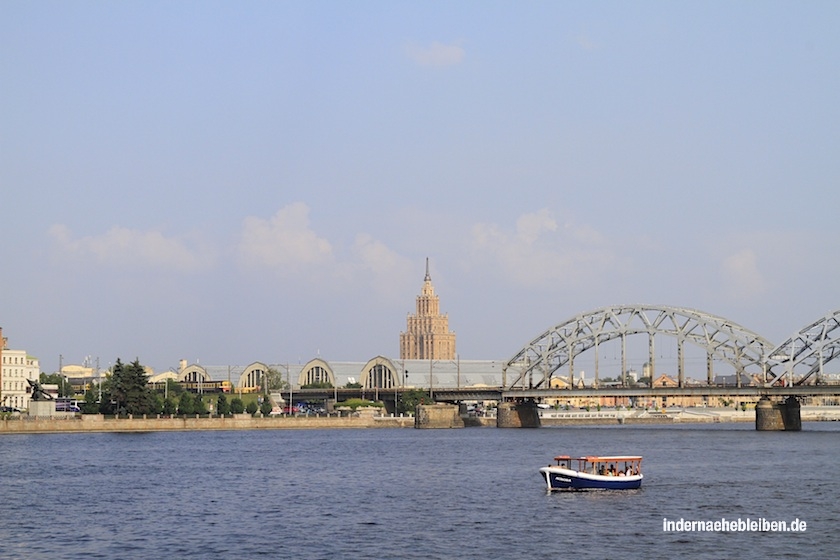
[400,259,456,360]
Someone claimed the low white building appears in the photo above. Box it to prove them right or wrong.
[2,349,40,410]
[181,357,507,393]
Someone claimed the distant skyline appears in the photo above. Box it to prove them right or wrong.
[2,2,839,373]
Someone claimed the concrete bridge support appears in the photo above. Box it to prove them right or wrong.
[414,404,464,429]
[496,401,541,428]
[755,396,802,431]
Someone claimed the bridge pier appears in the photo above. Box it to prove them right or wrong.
[755,396,801,431]
[496,401,541,428]
[414,404,464,429]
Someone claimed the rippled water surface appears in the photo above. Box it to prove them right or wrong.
[1,423,838,559]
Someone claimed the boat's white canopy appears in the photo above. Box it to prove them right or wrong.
[583,456,642,462]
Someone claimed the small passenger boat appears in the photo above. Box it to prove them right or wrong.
[539,455,643,491]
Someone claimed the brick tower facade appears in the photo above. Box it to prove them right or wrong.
[400,259,456,360]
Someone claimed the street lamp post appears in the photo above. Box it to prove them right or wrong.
[396,361,403,416]
[429,358,436,401]
[287,363,293,416]
[374,366,379,403]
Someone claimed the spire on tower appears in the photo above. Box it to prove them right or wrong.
[401,257,455,360]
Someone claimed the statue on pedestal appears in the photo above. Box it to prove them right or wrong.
[27,379,54,401]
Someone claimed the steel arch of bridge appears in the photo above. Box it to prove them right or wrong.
[503,305,775,390]
[766,310,840,387]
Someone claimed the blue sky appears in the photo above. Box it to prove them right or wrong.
[2,1,839,374]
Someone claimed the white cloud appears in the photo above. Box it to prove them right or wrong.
[515,208,557,244]
[237,206,417,300]
[469,208,615,288]
[721,248,767,299]
[353,233,412,271]
[48,224,215,272]
[405,41,465,67]
[238,203,333,272]
[351,233,415,299]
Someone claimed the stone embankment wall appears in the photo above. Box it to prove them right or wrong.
[2,407,834,434]
[755,396,802,431]
[0,414,413,434]
[415,404,463,428]
[497,402,541,428]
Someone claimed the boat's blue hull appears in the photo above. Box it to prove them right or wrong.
[540,467,642,490]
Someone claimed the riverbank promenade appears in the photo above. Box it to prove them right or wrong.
[0,412,414,434]
[2,406,839,434]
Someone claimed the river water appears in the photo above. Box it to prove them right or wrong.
[0,423,837,559]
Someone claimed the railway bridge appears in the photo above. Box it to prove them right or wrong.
[497,305,840,430]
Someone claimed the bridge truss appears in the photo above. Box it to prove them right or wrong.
[503,305,775,390]
[766,310,840,387]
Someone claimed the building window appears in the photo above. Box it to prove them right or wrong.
[366,364,394,389]
[305,366,330,386]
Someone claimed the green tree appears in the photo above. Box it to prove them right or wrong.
[230,397,245,414]
[264,367,290,393]
[162,397,177,416]
[246,401,258,415]
[150,394,164,415]
[163,378,183,397]
[216,394,230,416]
[40,372,75,397]
[178,392,195,415]
[301,381,333,389]
[398,389,435,414]
[81,383,100,414]
[98,375,115,415]
[194,395,208,415]
[259,397,273,416]
[340,398,383,411]
[109,358,156,416]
